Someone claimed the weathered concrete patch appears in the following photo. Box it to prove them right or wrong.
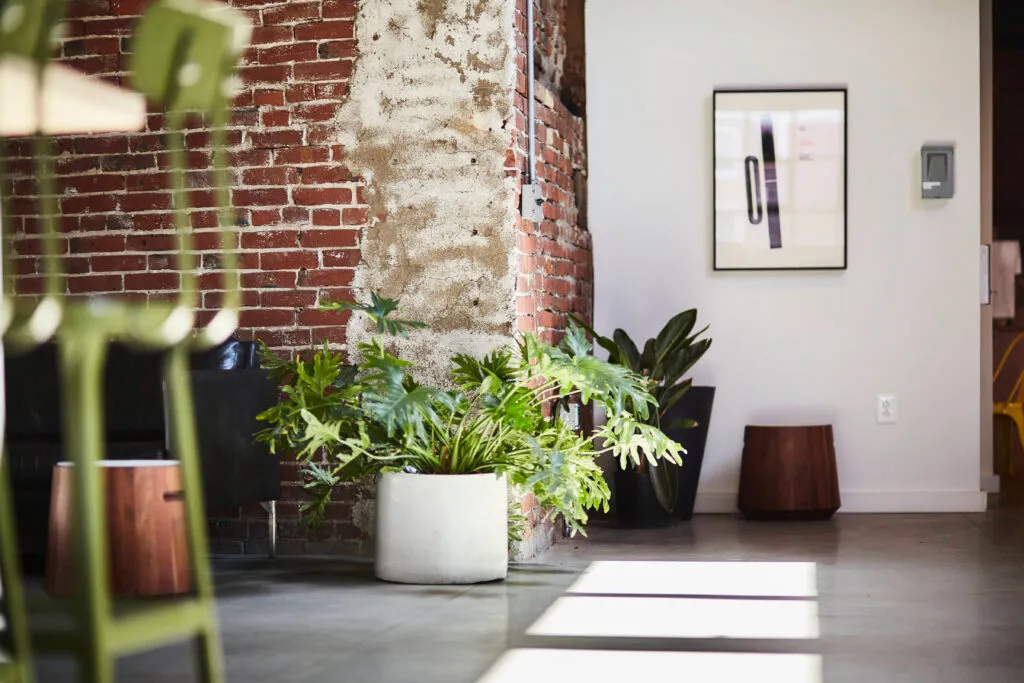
[337,0,518,386]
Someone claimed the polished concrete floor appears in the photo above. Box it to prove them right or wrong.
[32,511,1024,682]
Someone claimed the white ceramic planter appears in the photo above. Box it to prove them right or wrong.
[375,472,508,585]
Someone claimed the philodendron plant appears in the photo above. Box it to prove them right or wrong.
[256,293,684,537]
[572,310,712,513]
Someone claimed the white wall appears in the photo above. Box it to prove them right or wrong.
[587,0,985,512]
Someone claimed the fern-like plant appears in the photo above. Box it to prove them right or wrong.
[256,294,684,536]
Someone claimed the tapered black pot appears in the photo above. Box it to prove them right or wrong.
[613,466,672,528]
[663,386,716,521]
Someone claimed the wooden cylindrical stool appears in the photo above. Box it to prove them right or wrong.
[46,460,192,597]
[738,425,841,520]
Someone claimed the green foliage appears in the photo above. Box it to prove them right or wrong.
[256,294,685,538]
[570,310,712,513]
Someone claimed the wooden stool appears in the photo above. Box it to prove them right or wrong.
[46,460,192,597]
[738,425,841,520]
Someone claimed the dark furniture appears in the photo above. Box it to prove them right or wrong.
[738,424,841,520]
[5,337,280,571]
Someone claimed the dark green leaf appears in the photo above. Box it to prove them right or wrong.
[649,459,679,513]
[612,329,641,373]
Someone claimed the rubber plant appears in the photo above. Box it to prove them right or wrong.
[571,311,712,512]
[255,293,684,537]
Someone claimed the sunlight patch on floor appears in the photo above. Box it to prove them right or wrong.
[477,649,822,683]
[526,595,819,640]
[566,560,818,597]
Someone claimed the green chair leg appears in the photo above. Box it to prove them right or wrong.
[0,448,33,683]
[163,346,223,683]
[59,331,115,683]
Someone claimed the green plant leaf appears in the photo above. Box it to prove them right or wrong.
[654,309,697,367]
[321,291,428,338]
[649,459,679,513]
[568,312,620,362]
[612,328,641,373]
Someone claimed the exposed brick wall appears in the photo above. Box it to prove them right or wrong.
[511,0,591,344]
[509,0,592,554]
[5,0,363,352]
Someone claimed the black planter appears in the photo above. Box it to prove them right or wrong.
[613,466,672,528]
[663,386,716,521]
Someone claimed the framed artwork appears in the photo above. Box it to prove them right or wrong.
[713,88,847,271]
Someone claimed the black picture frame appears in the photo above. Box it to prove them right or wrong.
[713,87,848,271]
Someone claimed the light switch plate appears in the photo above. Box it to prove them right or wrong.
[877,394,898,424]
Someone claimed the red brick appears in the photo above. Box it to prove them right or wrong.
[260,252,318,270]
[243,167,296,186]
[274,146,330,164]
[285,84,316,102]
[249,129,304,148]
[232,149,273,167]
[282,207,310,223]
[264,3,320,24]
[316,82,350,99]
[125,272,180,290]
[127,234,175,251]
[190,211,220,231]
[323,0,358,19]
[293,103,338,123]
[342,207,368,225]
[294,60,353,82]
[299,228,359,248]
[261,290,317,308]
[90,255,147,272]
[298,268,354,287]
[242,271,297,289]
[297,308,349,326]
[256,329,312,348]
[312,209,340,226]
[240,309,296,328]
[130,213,174,231]
[67,0,112,19]
[119,192,171,212]
[63,36,120,57]
[317,40,357,60]
[251,26,293,45]
[322,249,360,267]
[74,136,129,155]
[250,209,283,226]
[294,20,355,40]
[125,172,169,192]
[259,43,318,64]
[254,89,286,106]
[308,326,349,345]
[241,230,300,249]
[233,188,289,206]
[261,110,290,127]
[69,274,122,294]
[110,0,144,15]
[301,166,349,184]
[293,187,352,206]
[62,195,118,214]
[238,64,292,84]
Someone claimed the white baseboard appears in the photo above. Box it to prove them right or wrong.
[694,490,988,514]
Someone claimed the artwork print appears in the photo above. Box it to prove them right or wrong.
[713,89,847,271]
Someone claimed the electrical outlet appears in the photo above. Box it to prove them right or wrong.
[521,183,543,222]
[563,403,580,430]
[877,394,898,424]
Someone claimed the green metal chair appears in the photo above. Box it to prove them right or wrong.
[0,1,251,681]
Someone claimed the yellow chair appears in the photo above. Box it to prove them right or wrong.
[994,332,1024,477]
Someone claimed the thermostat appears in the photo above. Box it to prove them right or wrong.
[921,144,954,199]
